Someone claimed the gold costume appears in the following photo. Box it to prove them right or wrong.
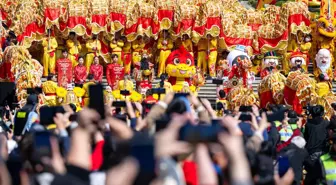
[82,81,95,106]
[197,39,207,74]
[182,38,194,57]
[42,80,58,106]
[110,40,124,65]
[66,39,82,67]
[42,37,58,76]
[208,38,218,77]
[157,37,173,76]
[123,42,132,74]
[56,38,66,61]
[104,90,114,104]
[85,39,102,72]
[132,40,145,66]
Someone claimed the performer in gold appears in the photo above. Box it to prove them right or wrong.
[110,37,124,65]
[85,34,102,72]
[181,34,193,57]
[42,29,58,77]
[117,75,134,101]
[157,30,174,77]
[82,74,96,106]
[66,32,82,67]
[42,74,58,106]
[197,34,217,77]
[132,36,146,67]
[122,36,132,75]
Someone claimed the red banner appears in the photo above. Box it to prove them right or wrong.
[56,58,73,88]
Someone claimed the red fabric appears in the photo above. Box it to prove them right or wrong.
[158,10,174,22]
[91,140,105,171]
[276,129,301,152]
[258,31,288,50]
[260,69,270,79]
[106,63,125,89]
[56,58,73,87]
[260,91,274,109]
[0,62,14,82]
[91,14,108,27]
[17,22,45,42]
[144,96,158,112]
[123,53,131,65]
[182,161,198,185]
[223,37,253,50]
[101,40,110,55]
[110,12,127,27]
[89,64,103,83]
[73,65,87,84]
[174,19,194,35]
[193,17,221,36]
[60,16,86,32]
[283,86,303,115]
[44,8,66,22]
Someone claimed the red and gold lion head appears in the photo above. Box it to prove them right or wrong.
[165,45,196,78]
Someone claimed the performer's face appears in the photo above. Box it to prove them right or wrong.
[63,52,68,58]
[78,58,84,65]
[94,57,99,64]
[112,56,118,63]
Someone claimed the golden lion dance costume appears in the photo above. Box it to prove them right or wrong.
[314,48,333,97]
[258,72,286,109]
[283,71,317,114]
[56,84,84,110]
[112,78,142,102]
[104,86,114,104]
[260,51,279,79]
[227,86,259,110]
[193,1,221,77]
[1,46,43,106]
[42,79,58,106]
[89,0,109,35]
[165,46,196,93]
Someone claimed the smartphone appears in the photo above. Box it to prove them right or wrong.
[278,156,290,177]
[179,123,223,143]
[89,84,105,119]
[239,106,253,112]
[112,101,127,107]
[151,88,166,94]
[267,109,286,123]
[239,113,252,122]
[212,79,223,85]
[120,90,130,96]
[39,106,65,126]
[130,133,156,185]
[174,93,190,99]
[33,131,52,159]
[26,87,43,95]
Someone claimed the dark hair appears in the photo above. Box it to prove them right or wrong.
[47,74,54,81]
[111,54,118,59]
[166,99,187,117]
[219,90,226,99]
[146,89,153,97]
[78,56,84,61]
[159,74,168,88]
[69,32,76,36]
[311,105,324,118]
[140,58,149,70]
[332,103,336,111]
[87,74,94,80]
[62,50,68,53]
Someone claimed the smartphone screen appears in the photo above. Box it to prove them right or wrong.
[89,84,105,119]
[131,133,156,185]
[174,93,190,99]
[34,131,52,158]
[112,101,127,107]
[278,156,290,177]
[179,123,222,143]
